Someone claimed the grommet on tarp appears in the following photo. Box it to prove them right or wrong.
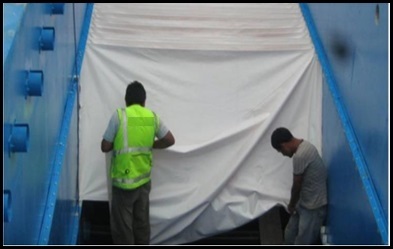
[51,3,65,15]
[4,190,12,223]
[25,70,44,97]
[39,27,55,51]
[8,123,29,156]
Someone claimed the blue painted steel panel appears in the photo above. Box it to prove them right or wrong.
[303,3,388,245]
[3,3,27,63]
[322,82,382,245]
[46,4,94,243]
[47,98,79,244]
[3,3,89,245]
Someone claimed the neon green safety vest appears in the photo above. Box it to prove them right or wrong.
[111,104,158,189]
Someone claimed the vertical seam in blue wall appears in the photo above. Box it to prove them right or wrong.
[70,4,94,245]
[69,3,94,245]
[299,3,387,245]
[37,3,94,245]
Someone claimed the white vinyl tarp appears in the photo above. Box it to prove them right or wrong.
[79,3,322,244]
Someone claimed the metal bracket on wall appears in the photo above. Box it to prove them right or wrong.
[39,27,55,51]
[8,122,29,157]
[51,3,65,15]
[3,190,12,223]
[25,70,44,98]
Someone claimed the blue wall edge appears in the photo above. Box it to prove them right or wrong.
[299,3,387,245]
[37,4,94,244]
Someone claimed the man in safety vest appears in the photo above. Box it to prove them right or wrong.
[101,81,175,245]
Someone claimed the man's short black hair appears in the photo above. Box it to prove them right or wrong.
[271,127,294,150]
[125,81,146,106]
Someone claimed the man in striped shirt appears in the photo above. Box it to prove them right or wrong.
[271,127,327,245]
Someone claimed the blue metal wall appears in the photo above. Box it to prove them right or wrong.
[3,3,91,245]
[302,3,388,245]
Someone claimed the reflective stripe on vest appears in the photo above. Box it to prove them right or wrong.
[121,109,128,148]
[112,171,151,186]
[114,147,152,156]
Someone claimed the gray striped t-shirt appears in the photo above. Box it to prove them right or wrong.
[293,140,327,209]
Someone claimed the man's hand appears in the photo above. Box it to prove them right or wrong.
[287,204,296,215]
[287,174,302,215]
[101,139,113,152]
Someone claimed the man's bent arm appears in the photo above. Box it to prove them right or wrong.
[153,131,175,149]
[288,174,303,214]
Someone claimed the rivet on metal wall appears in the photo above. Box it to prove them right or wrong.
[39,27,55,51]
[8,123,29,156]
[4,190,12,223]
[51,3,65,15]
[26,70,44,97]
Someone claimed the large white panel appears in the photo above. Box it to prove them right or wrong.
[79,3,321,244]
